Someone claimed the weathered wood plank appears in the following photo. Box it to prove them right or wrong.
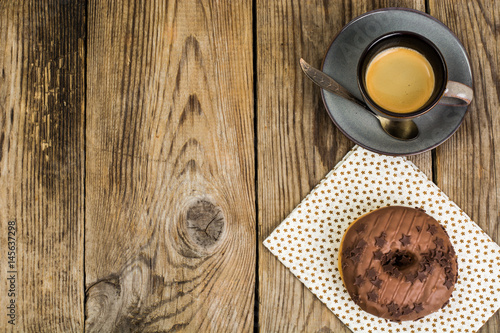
[0,0,85,331]
[257,1,427,332]
[85,1,255,331]
[430,1,500,332]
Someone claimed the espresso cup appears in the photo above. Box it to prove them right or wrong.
[357,31,473,119]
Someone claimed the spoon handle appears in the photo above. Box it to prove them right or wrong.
[299,58,371,111]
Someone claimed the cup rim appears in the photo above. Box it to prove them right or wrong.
[357,30,448,119]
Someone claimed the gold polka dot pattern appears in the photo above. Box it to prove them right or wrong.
[264,146,500,333]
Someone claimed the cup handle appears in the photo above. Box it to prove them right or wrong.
[440,81,473,106]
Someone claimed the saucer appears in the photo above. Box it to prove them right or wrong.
[321,8,473,155]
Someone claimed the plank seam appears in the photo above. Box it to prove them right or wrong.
[253,0,259,331]
[426,0,438,187]
[83,0,88,331]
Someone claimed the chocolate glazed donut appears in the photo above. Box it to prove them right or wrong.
[339,206,458,321]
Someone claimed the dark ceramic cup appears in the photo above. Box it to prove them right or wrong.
[357,31,473,120]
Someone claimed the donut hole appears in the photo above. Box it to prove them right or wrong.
[382,250,417,273]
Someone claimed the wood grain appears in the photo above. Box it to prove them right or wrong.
[0,0,85,331]
[429,1,500,332]
[257,1,428,332]
[85,0,255,332]
[3,1,497,331]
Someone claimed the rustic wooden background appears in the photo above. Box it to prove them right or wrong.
[0,0,498,332]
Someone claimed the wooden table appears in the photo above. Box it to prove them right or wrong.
[0,0,498,332]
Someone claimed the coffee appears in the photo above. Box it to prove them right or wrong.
[365,47,435,114]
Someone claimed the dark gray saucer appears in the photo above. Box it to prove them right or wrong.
[321,8,472,155]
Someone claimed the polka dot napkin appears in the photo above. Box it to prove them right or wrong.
[264,146,500,333]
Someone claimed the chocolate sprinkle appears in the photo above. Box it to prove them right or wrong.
[366,267,377,280]
[382,263,400,277]
[350,249,361,259]
[399,234,411,246]
[382,249,392,261]
[357,239,367,250]
[439,257,450,267]
[420,253,432,266]
[416,225,422,232]
[342,261,348,271]
[353,275,364,287]
[445,266,454,277]
[370,276,383,288]
[356,223,366,234]
[405,272,417,283]
[351,293,360,304]
[374,232,387,247]
[373,249,384,260]
[350,254,361,265]
[343,246,354,259]
[349,240,367,262]
[435,250,444,260]
[367,290,378,302]
[427,224,438,235]
[421,263,433,274]
[434,237,444,248]
[401,305,413,315]
[382,263,398,277]
[350,247,362,258]
[382,262,393,273]
[413,302,424,313]
[386,302,399,314]
[444,277,454,289]
[416,270,427,282]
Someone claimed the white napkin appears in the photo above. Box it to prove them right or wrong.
[264,146,500,333]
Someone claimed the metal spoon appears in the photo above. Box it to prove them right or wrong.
[299,58,419,141]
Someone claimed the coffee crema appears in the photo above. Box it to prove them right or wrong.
[365,47,435,114]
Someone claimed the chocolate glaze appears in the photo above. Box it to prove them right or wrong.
[339,206,458,321]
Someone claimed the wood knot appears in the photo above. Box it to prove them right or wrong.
[185,200,224,249]
[316,326,334,333]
